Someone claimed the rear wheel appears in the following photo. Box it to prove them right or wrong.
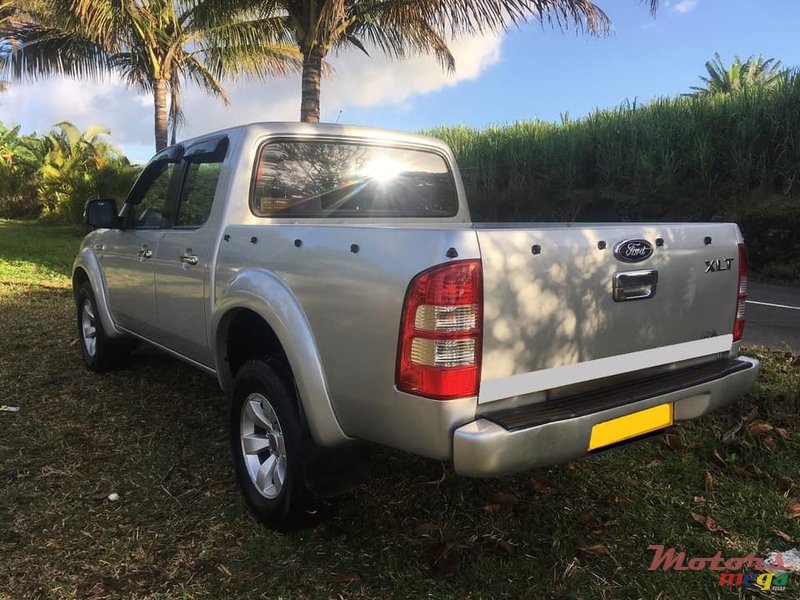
[76,282,133,371]
[230,360,316,530]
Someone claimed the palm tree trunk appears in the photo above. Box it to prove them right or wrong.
[154,79,168,151]
[300,46,323,123]
[169,99,177,146]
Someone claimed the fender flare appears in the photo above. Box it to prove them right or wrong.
[211,268,350,447]
[72,248,125,338]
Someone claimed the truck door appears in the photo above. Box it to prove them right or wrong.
[101,153,181,339]
[151,137,229,366]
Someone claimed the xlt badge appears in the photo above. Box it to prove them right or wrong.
[705,258,734,273]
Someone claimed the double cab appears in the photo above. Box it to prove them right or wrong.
[74,123,759,528]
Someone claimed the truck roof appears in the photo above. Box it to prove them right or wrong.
[176,121,450,154]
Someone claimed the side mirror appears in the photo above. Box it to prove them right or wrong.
[85,199,119,229]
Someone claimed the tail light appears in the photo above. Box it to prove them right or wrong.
[733,243,748,341]
[396,260,482,400]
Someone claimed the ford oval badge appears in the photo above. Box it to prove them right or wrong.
[613,239,654,263]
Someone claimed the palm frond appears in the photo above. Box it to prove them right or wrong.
[690,52,788,96]
[53,120,82,148]
[83,124,112,143]
[201,39,302,80]
[0,23,112,82]
[181,54,228,102]
[345,0,612,39]
[342,14,455,72]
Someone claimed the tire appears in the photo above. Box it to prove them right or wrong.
[230,360,317,530]
[75,282,133,372]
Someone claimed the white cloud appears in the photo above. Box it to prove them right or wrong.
[0,77,151,144]
[672,0,699,14]
[0,31,503,161]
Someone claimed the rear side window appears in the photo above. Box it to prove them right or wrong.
[251,141,458,218]
[175,137,228,228]
[176,162,223,227]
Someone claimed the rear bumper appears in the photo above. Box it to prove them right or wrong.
[453,357,759,477]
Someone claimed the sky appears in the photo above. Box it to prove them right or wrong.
[1,0,799,163]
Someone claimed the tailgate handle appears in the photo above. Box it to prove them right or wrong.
[613,270,658,302]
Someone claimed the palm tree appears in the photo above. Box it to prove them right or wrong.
[689,53,787,96]
[1,0,300,151]
[248,0,658,123]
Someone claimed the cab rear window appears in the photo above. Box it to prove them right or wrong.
[250,141,458,218]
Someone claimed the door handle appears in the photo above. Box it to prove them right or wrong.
[180,253,199,266]
[138,247,153,260]
[613,269,658,302]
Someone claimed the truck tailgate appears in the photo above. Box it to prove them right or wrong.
[476,223,743,403]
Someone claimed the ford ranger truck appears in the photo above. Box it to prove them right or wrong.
[73,123,759,529]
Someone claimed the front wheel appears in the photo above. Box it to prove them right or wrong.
[76,282,133,372]
[230,360,316,530]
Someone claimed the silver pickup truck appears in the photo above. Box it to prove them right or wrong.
[74,122,759,528]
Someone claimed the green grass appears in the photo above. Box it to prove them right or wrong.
[0,219,85,287]
[1,221,799,599]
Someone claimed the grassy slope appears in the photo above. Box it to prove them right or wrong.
[1,220,798,599]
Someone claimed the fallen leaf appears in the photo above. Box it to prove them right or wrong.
[775,428,790,440]
[693,496,707,505]
[68,338,80,347]
[529,477,564,495]
[414,522,439,537]
[704,471,713,492]
[663,433,686,450]
[733,464,767,479]
[773,528,793,542]
[785,500,800,519]
[326,574,361,584]
[762,436,777,452]
[778,477,796,493]
[491,492,520,507]
[689,512,727,534]
[482,503,502,513]
[711,449,727,467]
[431,542,459,578]
[578,544,611,556]
[748,421,774,436]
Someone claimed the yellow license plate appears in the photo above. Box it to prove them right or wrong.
[588,404,673,451]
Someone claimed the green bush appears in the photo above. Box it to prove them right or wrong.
[0,121,141,223]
